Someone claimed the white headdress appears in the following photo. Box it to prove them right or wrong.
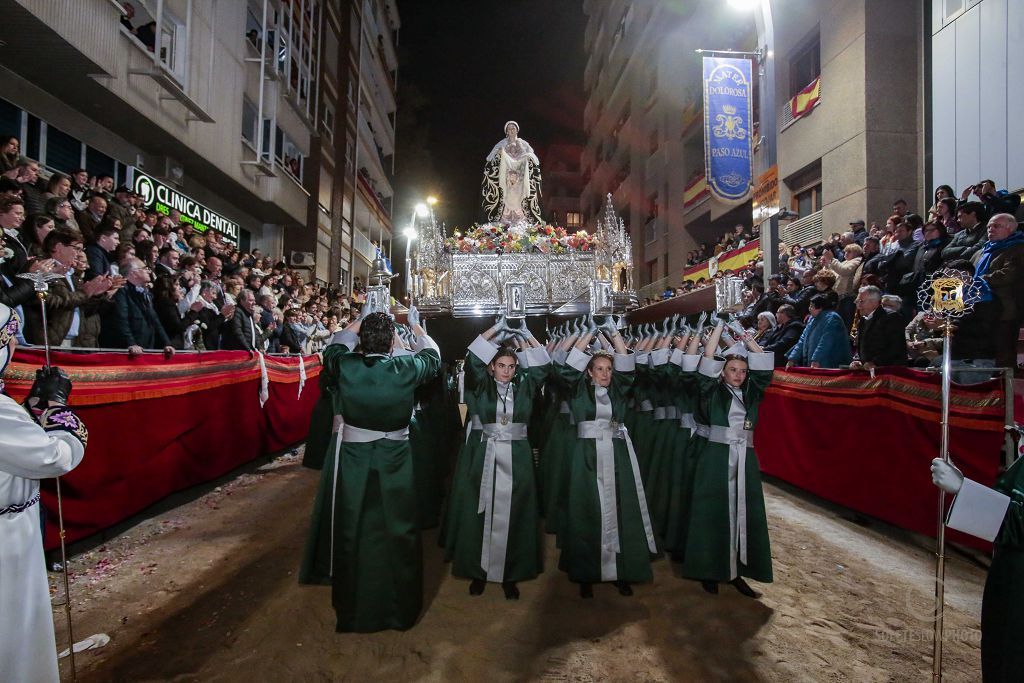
[504,121,519,134]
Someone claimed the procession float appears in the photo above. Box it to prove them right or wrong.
[399,121,638,319]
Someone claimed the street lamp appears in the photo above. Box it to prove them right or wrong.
[415,203,429,218]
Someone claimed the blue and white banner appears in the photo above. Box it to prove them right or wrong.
[702,57,754,202]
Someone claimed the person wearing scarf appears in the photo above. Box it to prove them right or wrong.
[0,304,89,682]
[974,213,1024,374]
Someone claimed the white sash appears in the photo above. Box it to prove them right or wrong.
[577,408,658,580]
[704,425,755,570]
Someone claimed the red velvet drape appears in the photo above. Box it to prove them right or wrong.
[5,349,320,549]
[756,368,1006,551]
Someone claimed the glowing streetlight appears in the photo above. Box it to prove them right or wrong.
[414,203,429,218]
[403,226,417,240]
[727,0,761,10]
[426,196,438,206]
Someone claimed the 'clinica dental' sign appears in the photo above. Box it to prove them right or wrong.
[131,169,240,244]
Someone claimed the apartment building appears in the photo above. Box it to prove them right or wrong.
[0,0,398,288]
[542,143,584,230]
[580,0,923,294]
[929,0,1024,197]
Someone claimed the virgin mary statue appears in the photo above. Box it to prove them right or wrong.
[482,121,543,225]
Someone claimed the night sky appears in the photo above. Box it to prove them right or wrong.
[394,0,587,230]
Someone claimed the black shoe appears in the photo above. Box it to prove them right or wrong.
[701,580,719,595]
[730,577,761,599]
[579,582,594,599]
[469,578,486,596]
[502,582,520,600]
[614,580,633,596]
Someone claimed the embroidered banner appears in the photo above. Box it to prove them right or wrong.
[702,57,754,202]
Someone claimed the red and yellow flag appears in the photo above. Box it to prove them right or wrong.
[789,77,821,120]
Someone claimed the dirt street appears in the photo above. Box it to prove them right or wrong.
[52,450,986,682]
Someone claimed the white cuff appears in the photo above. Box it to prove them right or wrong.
[635,351,650,365]
[613,351,635,372]
[699,356,725,378]
[679,353,700,372]
[649,348,671,366]
[551,348,568,365]
[522,345,551,367]
[468,334,497,364]
[392,347,414,357]
[414,334,440,355]
[669,348,684,367]
[566,347,591,372]
[947,477,1011,542]
[747,352,775,371]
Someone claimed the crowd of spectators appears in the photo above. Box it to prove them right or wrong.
[684,222,759,267]
[0,153,365,356]
[736,183,1023,380]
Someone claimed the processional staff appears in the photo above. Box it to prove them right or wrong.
[915,267,983,682]
[16,270,107,681]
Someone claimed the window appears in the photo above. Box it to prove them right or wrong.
[322,102,335,141]
[242,99,258,147]
[85,147,116,179]
[794,184,823,217]
[787,160,823,217]
[45,126,82,173]
[646,259,657,285]
[789,37,820,98]
[644,219,657,244]
[566,212,582,229]
[319,169,333,214]
[126,2,189,85]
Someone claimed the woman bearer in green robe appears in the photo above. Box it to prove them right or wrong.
[300,309,441,632]
[445,317,550,600]
[678,318,774,598]
[557,319,658,598]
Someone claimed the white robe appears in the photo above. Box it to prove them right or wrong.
[0,393,85,683]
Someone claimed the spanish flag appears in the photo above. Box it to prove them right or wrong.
[789,77,821,120]
[684,174,709,208]
[682,239,761,283]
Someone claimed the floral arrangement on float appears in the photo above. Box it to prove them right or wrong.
[444,222,596,255]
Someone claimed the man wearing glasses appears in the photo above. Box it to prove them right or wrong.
[100,257,174,357]
[23,229,114,348]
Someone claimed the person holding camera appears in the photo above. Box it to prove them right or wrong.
[0,303,89,683]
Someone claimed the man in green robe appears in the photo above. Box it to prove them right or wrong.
[300,310,440,632]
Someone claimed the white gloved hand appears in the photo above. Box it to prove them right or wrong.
[407,304,421,327]
[930,458,964,494]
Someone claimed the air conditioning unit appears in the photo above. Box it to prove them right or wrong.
[290,251,315,268]
[135,154,185,186]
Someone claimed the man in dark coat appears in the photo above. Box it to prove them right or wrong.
[99,257,174,355]
[761,304,805,365]
[221,289,269,351]
[850,285,906,370]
